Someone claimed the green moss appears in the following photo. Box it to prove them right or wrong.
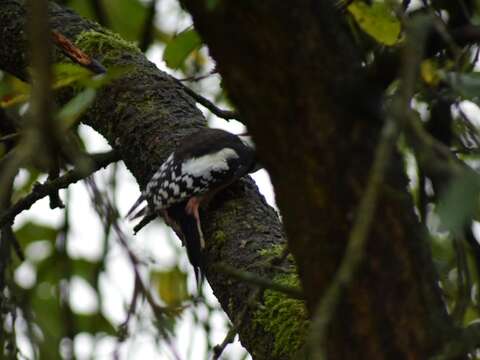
[74,30,141,65]
[258,244,284,258]
[255,244,308,356]
[211,230,226,247]
[258,244,295,264]
[254,273,309,357]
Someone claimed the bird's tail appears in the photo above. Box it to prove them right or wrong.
[166,203,206,289]
[125,194,146,220]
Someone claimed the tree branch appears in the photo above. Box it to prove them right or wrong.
[176,79,241,121]
[0,151,120,228]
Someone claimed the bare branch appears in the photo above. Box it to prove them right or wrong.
[176,80,241,121]
[52,30,106,74]
[0,151,120,228]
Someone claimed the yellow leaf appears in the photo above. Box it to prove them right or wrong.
[151,267,189,307]
[347,1,401,46]
[421,59,440,85]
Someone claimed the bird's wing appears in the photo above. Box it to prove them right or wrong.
[146,149,241,211]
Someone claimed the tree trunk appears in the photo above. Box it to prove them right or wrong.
[181,1,456,358]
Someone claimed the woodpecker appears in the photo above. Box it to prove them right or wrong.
[126,128,259,284]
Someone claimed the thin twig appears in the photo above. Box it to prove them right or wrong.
[47,156,65,210]
[0,150,120,228]
[211,246,293,359]
[52,30,106,74]
[178,68,218,82]
[0,133,19,143]
[118,275,141,341]
[84,178,182,360]
[213,326,237,360]
[175,79,241,121]
[214,263,304,300]
[450,234,471,323]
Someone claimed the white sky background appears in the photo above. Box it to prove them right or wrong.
[13,0,276,359]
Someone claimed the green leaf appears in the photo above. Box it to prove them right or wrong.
[53,63,92,89]
[151,267,189,306]
[64,0,96,20]
[57,88,97,129]
[347,1,401,46]
[163,29,202,69]
[437,173,480,234]
[106,0,148,41]
[30,284,62,358]
[75,313,116,335]
[71,258,101,289]
[430,235,455,277]
[0,78,10,99]
[15,222,58,246]
[443,72,480,102]
[463,306,480,325]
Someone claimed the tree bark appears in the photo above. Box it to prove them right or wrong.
[0,1,305,358]
[181,1,457,358]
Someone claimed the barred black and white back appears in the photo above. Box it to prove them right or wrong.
[126,128,258,284]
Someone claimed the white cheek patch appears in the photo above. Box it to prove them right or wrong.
[181,148,238,179]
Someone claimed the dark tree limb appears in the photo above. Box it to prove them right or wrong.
[0,2,295,358]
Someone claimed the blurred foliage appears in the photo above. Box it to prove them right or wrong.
[151,266,189,307]
[163,29,202,69]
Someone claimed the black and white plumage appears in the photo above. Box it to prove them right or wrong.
[126,128,258,283]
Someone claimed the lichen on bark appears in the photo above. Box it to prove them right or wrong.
[255,273,309,357]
